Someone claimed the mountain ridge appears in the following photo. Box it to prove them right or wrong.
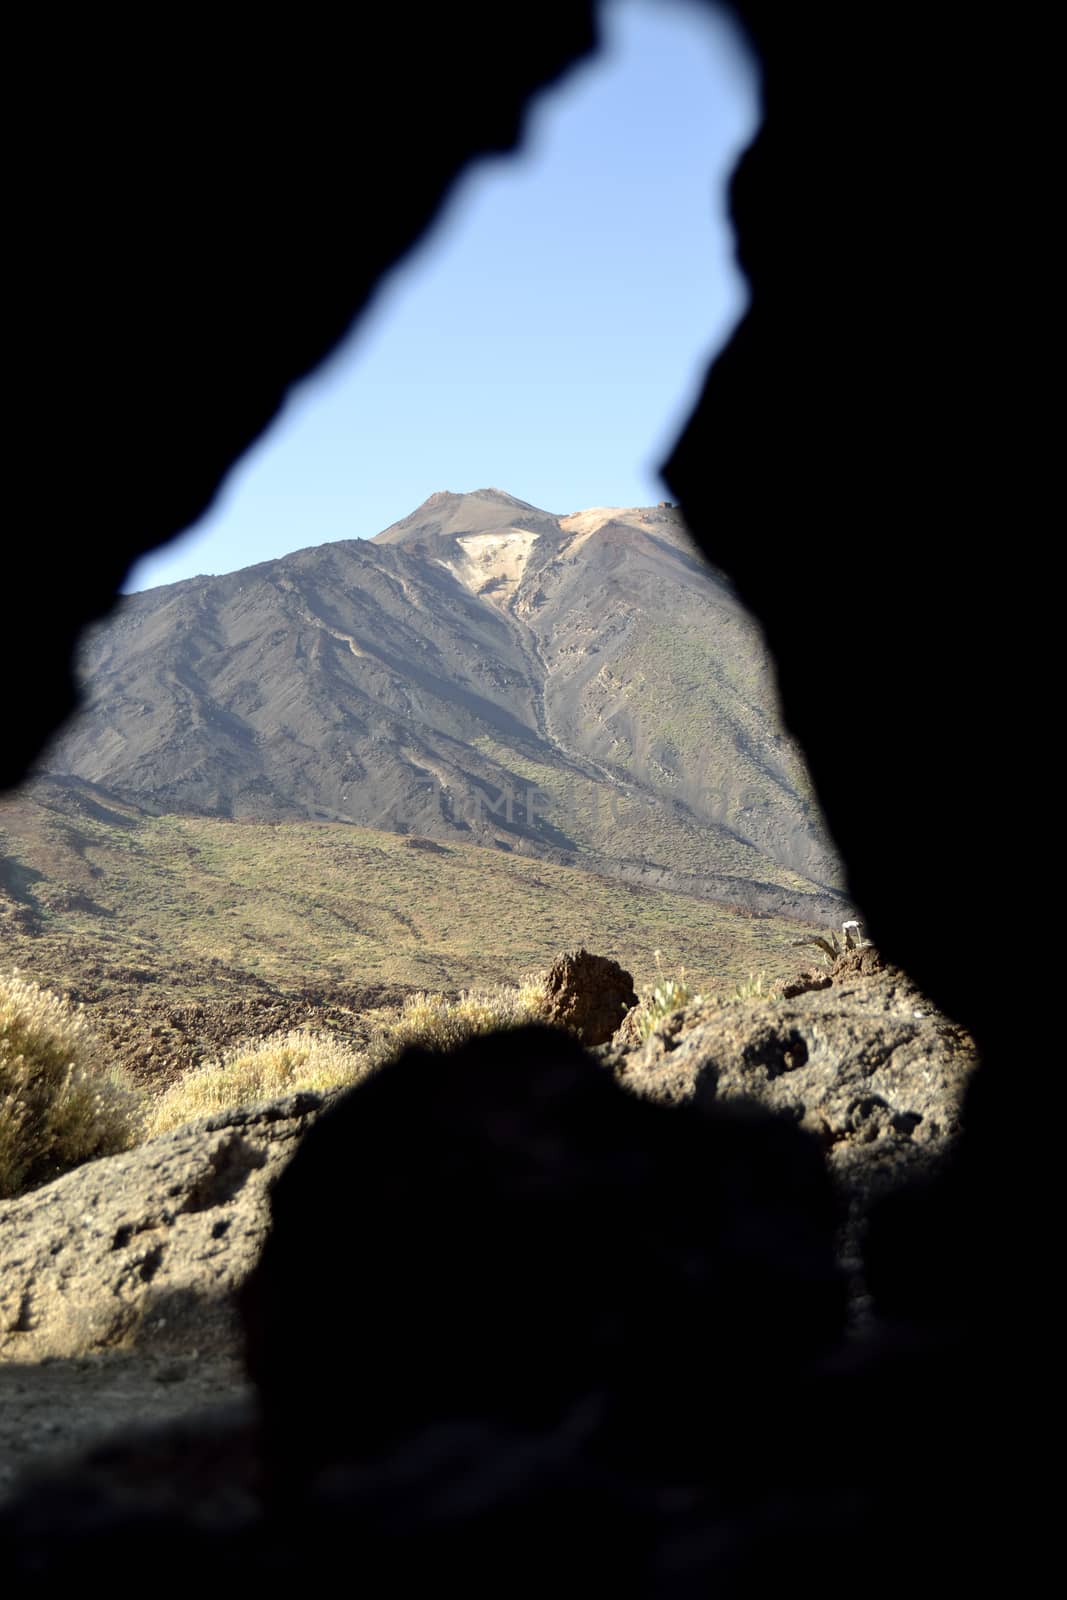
[41,491,847,921]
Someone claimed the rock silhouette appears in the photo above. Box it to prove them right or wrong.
[243,1027,846,1497]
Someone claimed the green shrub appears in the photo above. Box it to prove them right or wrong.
[633,952,702,1041]
[0,971,142,1198]
[733,970,781,1001]
[146,1029,370,1136]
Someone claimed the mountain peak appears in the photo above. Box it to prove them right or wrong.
[373,488,560,547]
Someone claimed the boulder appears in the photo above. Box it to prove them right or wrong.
[607,958,978,1206]
[0,1093,325,1364]
[535,949,637,1046]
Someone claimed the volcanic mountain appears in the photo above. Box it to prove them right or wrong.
[40,489,846,919]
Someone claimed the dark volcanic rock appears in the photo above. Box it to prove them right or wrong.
[241,1026,846,1496]
[402,835,451,855]
[608,956,978,1207]
[778,969,832,999]
[536,948,638,1045]
[830,944,886,980]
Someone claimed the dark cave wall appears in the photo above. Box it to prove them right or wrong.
[665,5,1024,1045]
[7,4,598,793]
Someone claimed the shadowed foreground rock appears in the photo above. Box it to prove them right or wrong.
[0,1021,1000,1588]
[0,1012,1005,1586]
[243,1027,846,1495]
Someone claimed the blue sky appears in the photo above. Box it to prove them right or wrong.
[127,1,759,593]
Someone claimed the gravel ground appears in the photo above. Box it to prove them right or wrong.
[0,1349,254,1506]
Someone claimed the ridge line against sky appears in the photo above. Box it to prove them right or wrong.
[127,0,759,594]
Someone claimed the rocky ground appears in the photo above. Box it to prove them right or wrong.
[605,945,977,1323]
[0,906,415,1092]
[608,945,975,1203]
[84,980,412,1094]
[0,1095,323,1499]
[0,947,978,1514]
[0,1355,256,1512]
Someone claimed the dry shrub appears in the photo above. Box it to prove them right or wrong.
[0,971,142,1199]
[149,979,558,1138]
[366,981,551,1069]
[146,1028,370,1137]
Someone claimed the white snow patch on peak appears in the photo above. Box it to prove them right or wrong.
[449,529,541,607]
[558,506,632,537]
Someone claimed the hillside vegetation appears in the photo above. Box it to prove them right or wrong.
[1,777,823,1086]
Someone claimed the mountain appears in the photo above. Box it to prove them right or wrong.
[40,489,847,921]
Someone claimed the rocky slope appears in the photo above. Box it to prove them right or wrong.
[0,1093,322,1370]
[608,945,977,1204]
[0,1095,313,1502]
[40,489,846,915]
[0,951,977,1503]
